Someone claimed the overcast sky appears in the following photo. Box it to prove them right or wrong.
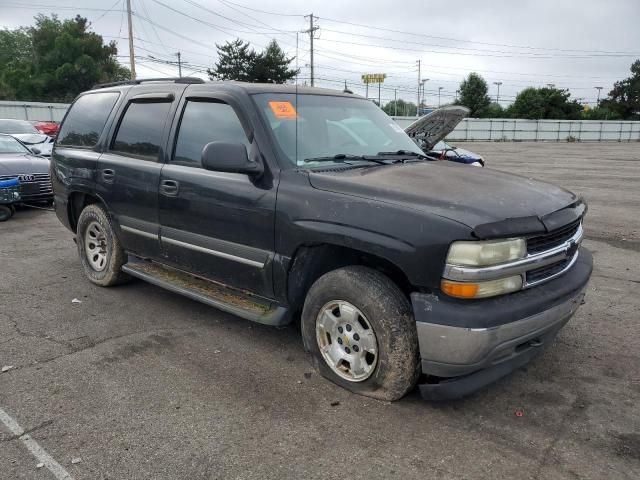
[3,0,640,107]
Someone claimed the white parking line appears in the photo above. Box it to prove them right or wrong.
[0,406,74,480]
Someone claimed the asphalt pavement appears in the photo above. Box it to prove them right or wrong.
[1,141,639,479]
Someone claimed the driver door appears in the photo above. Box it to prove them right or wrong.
[158,95,276,298]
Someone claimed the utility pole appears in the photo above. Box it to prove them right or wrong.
[493,81,502,104]
[594,86,603,104]
[126,0,136,79]
[416,60,421,117]
[303,14,319,87]
[394,89,397,116]
[378,82,381,107]
[438,87,443,107]
[176,52,182,78]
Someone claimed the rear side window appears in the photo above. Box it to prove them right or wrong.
[111,101,172,161]
[173,100,249,167]
[57,92,119,148]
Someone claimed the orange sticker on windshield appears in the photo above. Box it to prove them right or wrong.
[269,101,298,119]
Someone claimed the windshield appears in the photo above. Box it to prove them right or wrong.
[0,119,38,134]
[0,135,30,154]
[253,93,423,167]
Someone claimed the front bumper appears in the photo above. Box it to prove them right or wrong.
[411,247,592,400]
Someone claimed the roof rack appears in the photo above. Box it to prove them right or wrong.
[92,77,205,90]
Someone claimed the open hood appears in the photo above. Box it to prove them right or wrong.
[403,106,470,150]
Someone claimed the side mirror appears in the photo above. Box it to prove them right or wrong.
[30,147,41,155]
[201,142,263,176]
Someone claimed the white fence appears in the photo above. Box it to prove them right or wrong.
[391,117,640,142]
[0,101,69,122]
[0,102,638,141]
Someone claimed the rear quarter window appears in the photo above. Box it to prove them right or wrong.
[57,92,120,148]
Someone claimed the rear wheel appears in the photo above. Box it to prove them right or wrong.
[301,266,420,401]
[0,205,13,222]
[76,204,130,286]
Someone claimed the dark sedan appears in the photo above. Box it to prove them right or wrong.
[0,134,53,203]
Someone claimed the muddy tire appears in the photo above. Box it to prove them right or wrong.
[76,203,130,286]
[301,266,420,401]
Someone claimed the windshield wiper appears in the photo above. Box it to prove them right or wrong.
[303,154,388,165]
[376,150,428,159]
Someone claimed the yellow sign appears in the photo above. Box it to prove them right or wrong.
[361,73,386,84]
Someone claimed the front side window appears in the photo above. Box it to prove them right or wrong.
[111,101,172,160]
[173,100,249,167]
[253,93,423,167]
[57,92,119,147]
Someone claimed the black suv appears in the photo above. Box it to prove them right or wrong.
[51,78,592,401]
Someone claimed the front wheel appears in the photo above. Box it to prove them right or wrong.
[301,266,420,401]
[76,203,130,286]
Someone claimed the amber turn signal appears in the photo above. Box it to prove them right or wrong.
[441,280,480,298]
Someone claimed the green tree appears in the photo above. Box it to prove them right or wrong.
[208,39,298,83]
[600,59,640,120]
[0,15,129,102]
[207,38,256,82]
[251,40,298,83]
[456,73,491,117]
[484,102,505,118]
[382,99,417,116]
[581,105,621,120]
[507,87,583,119]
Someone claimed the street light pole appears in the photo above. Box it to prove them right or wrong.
[416,60,421,117]
[493,81,502,104]
[594,86,603,105]
[438,86,443,107]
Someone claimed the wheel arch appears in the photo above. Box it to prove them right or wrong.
[67,190,107,233]
[286,243,413,315]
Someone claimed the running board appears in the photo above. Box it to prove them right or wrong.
[122,259,289,326]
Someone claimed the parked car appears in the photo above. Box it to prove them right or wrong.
[404,106,484,166]
[428,140,485,167]
[51,79,592,401]
[0,134,53,203]
[0,119,54,156]
[31,120,60,138]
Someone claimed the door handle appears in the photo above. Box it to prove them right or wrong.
[160,179,179,196]
[101,168,115,183]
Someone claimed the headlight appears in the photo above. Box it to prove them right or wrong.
[446,238,526,267]
[441,275,523,299]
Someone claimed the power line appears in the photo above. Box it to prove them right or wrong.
[319,27,640,57]
[318,15,640,56]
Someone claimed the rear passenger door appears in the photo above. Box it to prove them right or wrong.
[158,94,277,298]
[97,87,182,259]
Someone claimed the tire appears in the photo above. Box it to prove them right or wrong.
[301,266,420,401]
[76,203,130,286]
[0,205,13,221]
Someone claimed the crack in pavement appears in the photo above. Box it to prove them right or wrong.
[0,419,54,443]
[2,326,198,374]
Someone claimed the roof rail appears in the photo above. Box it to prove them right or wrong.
[92,77,205,90]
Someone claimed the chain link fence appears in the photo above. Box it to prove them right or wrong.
[0,101,69,122]
[392,116,640,142]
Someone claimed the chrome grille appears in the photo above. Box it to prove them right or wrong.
[0,173,52,197]
[527,219,581,254]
